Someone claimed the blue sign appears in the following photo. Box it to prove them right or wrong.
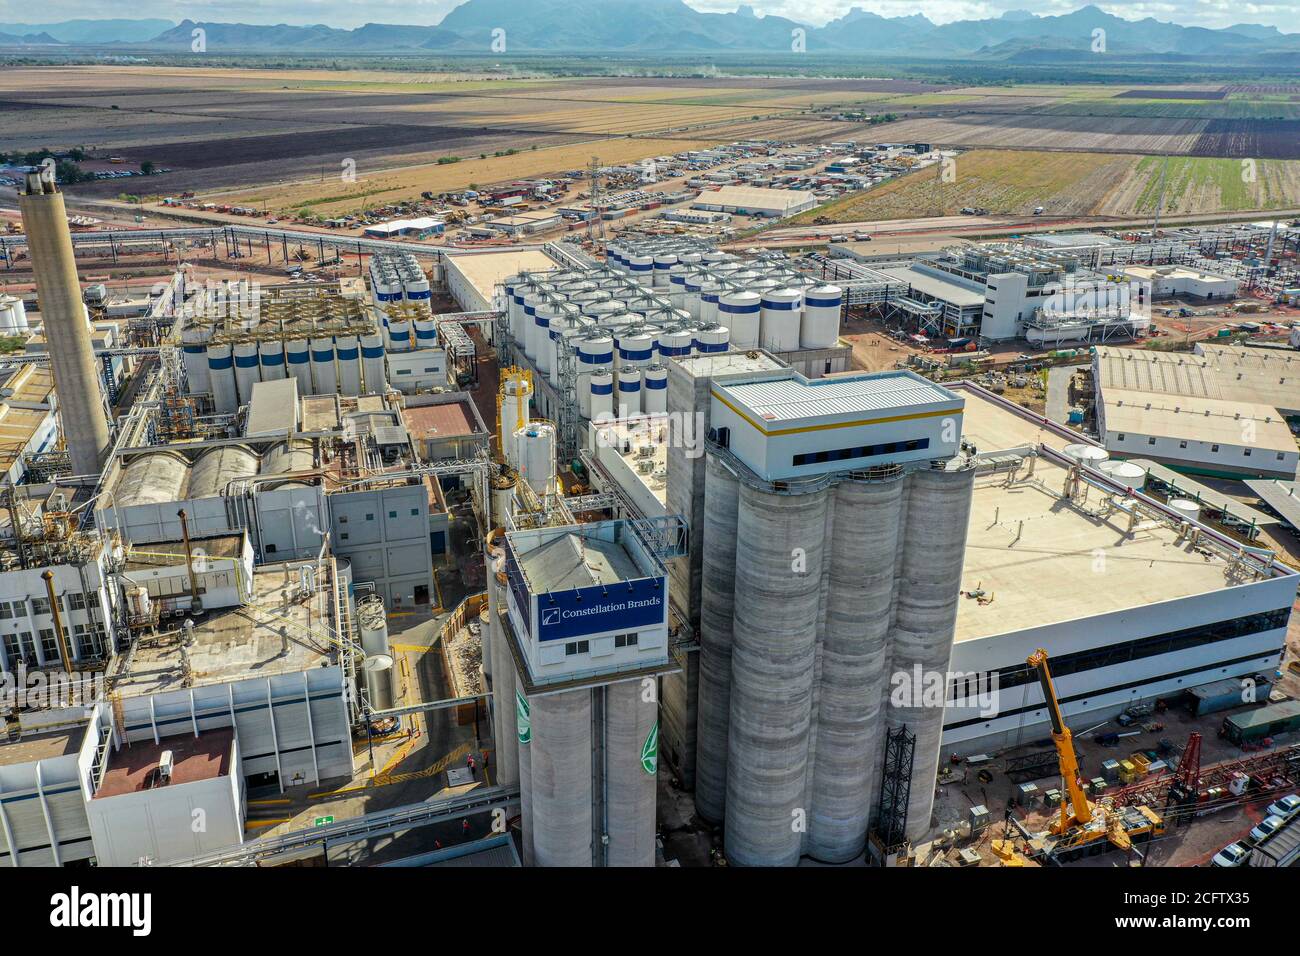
[535,577,666,642]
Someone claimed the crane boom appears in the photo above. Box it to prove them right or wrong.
[1027,648,1092,832]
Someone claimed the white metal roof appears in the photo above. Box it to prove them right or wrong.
[880,266,986,308]
[717,371,959,424]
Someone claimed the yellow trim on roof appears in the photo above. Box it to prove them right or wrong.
[711,389,962,437]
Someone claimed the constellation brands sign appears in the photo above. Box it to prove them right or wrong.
[534,577,665,642]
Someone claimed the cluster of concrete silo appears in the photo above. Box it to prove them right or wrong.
[368,252,432,308]
[695,457,976,866]
[504,239,842,423]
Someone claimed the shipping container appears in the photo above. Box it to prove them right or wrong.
[1221,699,1300,744]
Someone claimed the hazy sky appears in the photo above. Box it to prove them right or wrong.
[1,0,1295,32]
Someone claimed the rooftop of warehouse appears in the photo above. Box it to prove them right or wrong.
[695,184,815,209]
[713,368,960,427]
[1125,264,1237,281]
[953,388,1267,644]
[108,563,337,697]
[95,728,234,798]
[879,265,987,308]
[445,249,556,304]
[0,727,81,768]
[589,416,669,510]
[1100,389,1296,450]
[400,394,486,442]
[122,533,246,572]
[673,349,786,379]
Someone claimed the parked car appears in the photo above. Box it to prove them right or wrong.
[1249,814,1286,844]
[1210,841,1250,867]
[1266,794,1300,820]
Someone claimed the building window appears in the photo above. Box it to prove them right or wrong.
[1179,441,1188,449]
[1116,434,1125,442]
[615,633,639,648]
[1211,444,1220,453]
[1,633,19,664]
[366,514,374,521]
[339,515,348,524]
[1278,453,1286,461]
[39,628,59,662]
[265,544,277,554]
[31,597,50,616]
[67,592,87,611]
[1244,448,1252,457]
[411,508,420,516]
[18,632,35,660]
[0,601,13,620]
[1148,437,1156,445]
[389,511,397,519]
[565,640,590,656]
[793,437,930,468]
[340,533,349,541]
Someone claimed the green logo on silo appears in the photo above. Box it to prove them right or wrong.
[516,689,531,744]
[641,720,659,775]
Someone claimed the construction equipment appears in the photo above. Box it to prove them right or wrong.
[1012,648,1166,863]
[1028,647,1092,835]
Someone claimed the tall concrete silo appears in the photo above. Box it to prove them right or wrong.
[528,689,593,867]
[725,484,828,868]
[885,463,976,842]
[18,172,110,476]
[604,680,658,867]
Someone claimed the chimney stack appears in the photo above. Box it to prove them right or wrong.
[18,170,111,477]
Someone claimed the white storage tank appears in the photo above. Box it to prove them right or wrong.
[182,326,212,395]
[287,339,312,395]
[259,338,286,381]
[311,336,337,395]
[336,334,362,395]
[501,375,532,465]
[208,344,238,414]
[761,288,803,352]
[514,423,557,494]
[653,254,678,289]
[694,324,730,355]
[387,316,411,352]
[699,283,722,326]
[1169,498,1200,523]
[357,594,390,657]
[683,275,705,320]
[1063,443,1109,468]
[361,333,386,394]
[578,330,615,375]
[617,367,642,418]
[658,326,694,360]
[589,368,614,422]
[535,304,558,376]
[616,327,657,371]
[363,655,396,712]
[628,255,654,286]
[643,364,668,414]
[233,341,261,405]
[414,316,436,349]
[1098,459,1146,490]
[720,290,761,350]
[802,285,843,349]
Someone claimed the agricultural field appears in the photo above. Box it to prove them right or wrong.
[798,149,1300,222]
[4,66,1299,219]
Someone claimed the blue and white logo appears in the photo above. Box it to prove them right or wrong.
[542,607,561,626]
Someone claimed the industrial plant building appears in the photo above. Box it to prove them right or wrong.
[691,185,817,218]
[1092,345,1300,478]
[943,386,1295,754]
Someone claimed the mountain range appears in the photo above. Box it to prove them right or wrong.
[2,3,1297,57]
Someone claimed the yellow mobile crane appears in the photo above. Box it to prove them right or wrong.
[1028,648,1093,835]
[1018,648,1164,862]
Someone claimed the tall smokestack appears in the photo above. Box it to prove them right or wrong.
[19,171,111,477]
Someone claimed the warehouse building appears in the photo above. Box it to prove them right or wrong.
[443,249,556,314]
[1093,345,1300,477]
[691,185,817,218]
[1125,264,1238,300]
[943,385,1296,753]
